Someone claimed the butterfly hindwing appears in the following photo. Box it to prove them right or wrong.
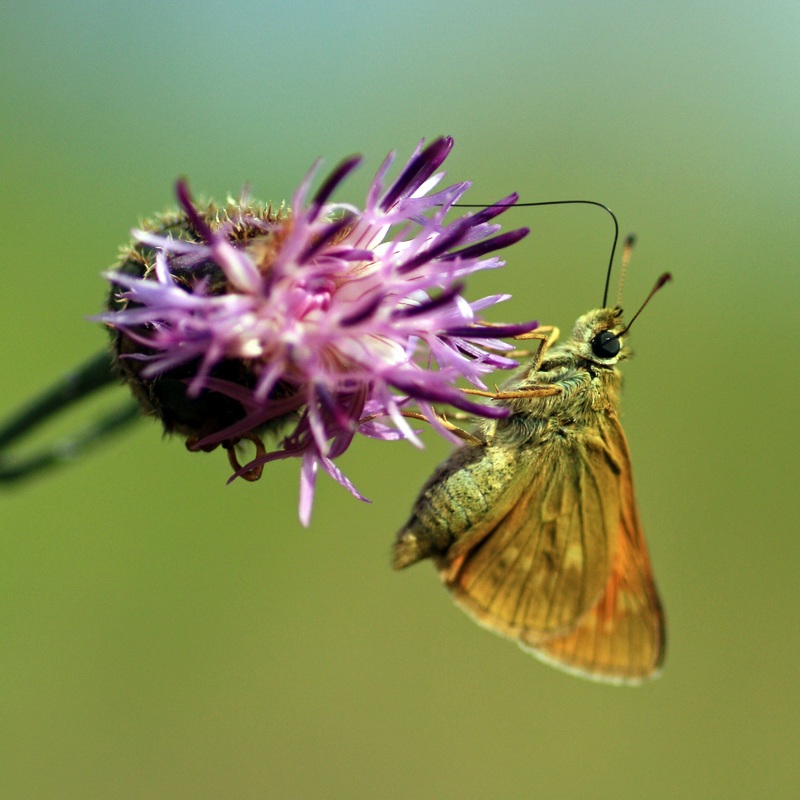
[437,435,621,643]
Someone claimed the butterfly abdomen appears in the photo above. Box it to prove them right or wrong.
[392,440,531,570]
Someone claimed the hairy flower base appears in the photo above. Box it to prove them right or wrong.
[108,201,296,444]
[96,137,537,523]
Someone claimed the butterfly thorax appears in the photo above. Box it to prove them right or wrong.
[487,307,628,450]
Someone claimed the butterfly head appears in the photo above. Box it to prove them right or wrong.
[568,307,629,369]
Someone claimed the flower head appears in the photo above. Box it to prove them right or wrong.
[97,137,536,523]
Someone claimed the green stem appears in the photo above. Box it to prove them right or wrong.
[0,350,140,483]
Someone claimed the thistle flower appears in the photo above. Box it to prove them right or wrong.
[96,136,537,524]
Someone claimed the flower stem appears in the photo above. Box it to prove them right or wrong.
[0,351,139,483]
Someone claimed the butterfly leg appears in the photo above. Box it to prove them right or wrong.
[459,326,563,402]
[461,384,562,401]
[479,325,560,362]
[520,325,560,373]
[398,411,484,445]
[224,432,267,481]
[358,409,484,445]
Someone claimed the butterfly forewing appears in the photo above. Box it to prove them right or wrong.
[529,418,665,682]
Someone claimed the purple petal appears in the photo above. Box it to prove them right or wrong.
[307,156,362,222]
[320,456,370,503]
[298,213,358,262]
[379,136,453,211]
[440,228,530,262]
[390,284,465,319]
[299,451,319,526]
[441,320,539,338]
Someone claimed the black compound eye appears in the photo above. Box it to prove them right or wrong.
[591,330,621,359]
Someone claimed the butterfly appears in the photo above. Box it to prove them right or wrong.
[393,243,669,684]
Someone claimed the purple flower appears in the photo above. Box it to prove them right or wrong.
[97,136,536,524]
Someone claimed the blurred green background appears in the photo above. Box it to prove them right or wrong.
[1,1,797,798]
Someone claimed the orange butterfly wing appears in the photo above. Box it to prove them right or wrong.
[530,418,665,683]
[436,433,621,643]
[437,415,665,684]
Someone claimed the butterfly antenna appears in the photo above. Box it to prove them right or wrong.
[619,272,672,335]
[615,234,637,308]
[452,199,619,307]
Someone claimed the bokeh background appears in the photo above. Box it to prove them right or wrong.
[1,2,798,798]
